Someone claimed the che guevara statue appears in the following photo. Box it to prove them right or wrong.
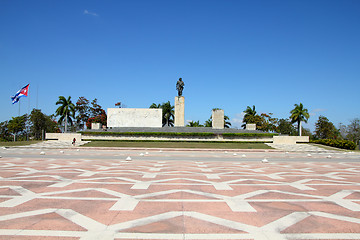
[176,78,184,96]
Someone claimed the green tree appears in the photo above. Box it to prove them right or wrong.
[55,96,75,133]
[30,109,46,139]
[30,109,60,140]
[256,113,277,132]
[85,98,107,129]
[187,120,203,127]
[149,101,174,127]
[242,105,257,128]
[224,115,231,128]
[46,114,61,133]
[150,103,161,109]
[241,106,276,132]
[301,127,313,138]
[276,118,297,135]
[346,118,360,144]
[161,101,174,127]
[290,103,310,136]
[8,115,28,141]
[314,116,340,139]
[89,98,104,118]
[0,121,11,141]
[75,97,90,130]
[204,118,212,127]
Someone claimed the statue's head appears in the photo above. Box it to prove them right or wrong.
[179,78,182,81]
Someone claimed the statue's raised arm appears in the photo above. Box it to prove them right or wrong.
[176,78,184,96]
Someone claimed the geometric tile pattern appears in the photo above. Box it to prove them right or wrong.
[1,149,360,239]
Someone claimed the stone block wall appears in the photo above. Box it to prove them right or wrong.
[212,109,224,129]
[107,108,162,128]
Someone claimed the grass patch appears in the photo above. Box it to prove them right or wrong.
[0,140,41,147]
[81,140,272,149]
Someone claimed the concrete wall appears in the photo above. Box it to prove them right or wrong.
[107,108,162,128]
[273,136,309,144]
[246,124,256,130]
[91,123,101,129]
[212,109,224,129]
[46,133,82,141]
[174,96,185,127]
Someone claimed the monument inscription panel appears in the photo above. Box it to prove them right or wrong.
[107,108,162,128]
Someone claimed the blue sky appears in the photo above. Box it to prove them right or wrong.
[1,0,359,130]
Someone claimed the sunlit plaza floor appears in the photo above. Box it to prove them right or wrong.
[0,147,360,239]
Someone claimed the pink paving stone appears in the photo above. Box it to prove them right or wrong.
[146,184,221,193]
[0,188,22,196]
[47,189,120,198]
[345,192,360,199]
[183,216,247,234]
[0,212,86,231]
[282,215,360,233]
[260,201,348,213]
[109,202,184,223]
[1,151,360,238]
[246,191,320,200]
[122,216,185,233]
[141,191,219,200]
[0,237,79,240]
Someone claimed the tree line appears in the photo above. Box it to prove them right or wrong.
[0,96,107,141]
[149,101,359,145]
[1,98,359,146]
[241,103,360,144]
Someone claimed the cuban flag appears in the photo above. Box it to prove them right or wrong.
[11,84,29,104]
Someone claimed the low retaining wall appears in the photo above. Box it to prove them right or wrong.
[46,133,82,141]
[273,136,309,144]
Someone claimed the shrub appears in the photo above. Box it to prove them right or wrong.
[81,131,277,138]
[311,139,356,150]
[86,113,107,129]
[81,132,216,137]
[223,133,277,137]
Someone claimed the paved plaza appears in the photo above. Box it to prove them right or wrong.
[0,146,360,239]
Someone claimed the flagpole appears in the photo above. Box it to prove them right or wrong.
[18,100,20,116]
[36,85,38,109]
[28,87,30,115]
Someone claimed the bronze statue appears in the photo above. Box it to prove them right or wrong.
[176,78,184,96]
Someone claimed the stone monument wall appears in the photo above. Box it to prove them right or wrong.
[91,123,101,130]
[246,124,256,130]
[212,109,224,129]
[174,96,185,127]
[107,108,162,128]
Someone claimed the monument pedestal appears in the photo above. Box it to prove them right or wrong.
[174,96,185,127]
[212,109,224,129]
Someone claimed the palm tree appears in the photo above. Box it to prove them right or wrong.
[161,101,174,127]
[224,115,231,128]
[187,120,203,127]
[242,105,257,128]
[204,118,212,127]
[56,96,75,133]
[150,101,174,127]
[290,103,310,136]
[149,103,161,109]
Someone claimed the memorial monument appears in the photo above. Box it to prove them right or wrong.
[107,108,162,128]
[212,109,224,129]
[175,78,185,127]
